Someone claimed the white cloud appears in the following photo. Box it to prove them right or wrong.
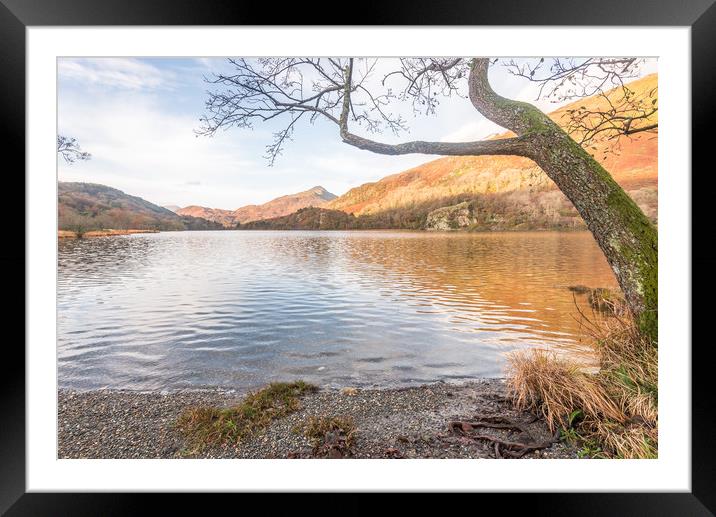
[58,58,172,91]
[193,57,215,70]
[57,89,271,208]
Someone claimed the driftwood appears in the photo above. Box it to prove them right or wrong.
[447,414,559,458]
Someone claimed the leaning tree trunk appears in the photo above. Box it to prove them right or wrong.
[337,58,657,343]
[469,59,658,344]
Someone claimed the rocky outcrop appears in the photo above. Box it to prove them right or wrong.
[424,202,476,231]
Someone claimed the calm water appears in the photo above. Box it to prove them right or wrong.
[58,230,618,391]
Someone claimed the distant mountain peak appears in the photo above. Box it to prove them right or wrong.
[232,185,338,224]
[174,186,339,227]
[306,185,337,200]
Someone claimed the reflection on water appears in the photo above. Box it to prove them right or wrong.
[58,230,618,391]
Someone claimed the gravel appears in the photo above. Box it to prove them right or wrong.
[58,380,579,459]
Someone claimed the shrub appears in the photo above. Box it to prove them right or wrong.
[507,313,657,459]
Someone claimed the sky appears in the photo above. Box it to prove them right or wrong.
[57,57,657,209]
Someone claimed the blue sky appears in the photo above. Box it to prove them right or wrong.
[58,57,656,209]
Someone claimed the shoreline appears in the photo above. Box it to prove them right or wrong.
[58,227,601,238]
[58,229,160,239]
[233,226,592,233]
[58,380,578,459]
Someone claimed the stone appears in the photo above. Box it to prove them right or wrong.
[424,202,477,231]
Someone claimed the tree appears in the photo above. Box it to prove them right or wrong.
[57,135,91,163]
[199,57,657,343]
[59,212,94,238]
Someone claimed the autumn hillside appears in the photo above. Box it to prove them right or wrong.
[327,74,657,230]
[177,186,337,227]
[174,205,237,228]
[233,185,337,224]
[58,182,224,232]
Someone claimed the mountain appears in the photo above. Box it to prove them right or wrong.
[233,186,337,224]
[327,74,658,230]
[58,182,224,232]
[163,205,181,213]
[176,186,337,227]
[174,205,237,227]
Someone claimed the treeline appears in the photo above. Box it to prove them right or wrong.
[59,210,225,234]
[238,207,360,230]
[237,186,657,231]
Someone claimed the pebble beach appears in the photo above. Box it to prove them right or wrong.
[58,380,577,459]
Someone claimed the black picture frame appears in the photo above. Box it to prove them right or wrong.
[3,0,712,514]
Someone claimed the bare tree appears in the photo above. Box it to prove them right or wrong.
[199,57,657,343]
[59,212,94,238]
[503,58,658,151]
[57,135,91,163]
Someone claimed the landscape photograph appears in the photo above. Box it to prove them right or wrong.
[57,56,658,460]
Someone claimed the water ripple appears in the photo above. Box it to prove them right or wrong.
[58,230,617,391]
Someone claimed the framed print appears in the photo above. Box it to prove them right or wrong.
[3,0,713,513]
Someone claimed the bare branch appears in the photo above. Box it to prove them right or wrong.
[339,57,535,157]
[383,58,468,115]
[57,135,91,163]
[198,57,654,164]
[502,58,657,150]
[198,58,408,159]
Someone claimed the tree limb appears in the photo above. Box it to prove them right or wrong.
[339,132,535,157]
[468,58,558,137]
[623,122,658,136]
[338,58,535,158]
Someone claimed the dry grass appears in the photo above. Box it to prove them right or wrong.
[587,288,629,317]
[301,415,356,448]
[508,350,624,431]
[507,312,658,459]
[176,381,317,453]
[296,415,357,458]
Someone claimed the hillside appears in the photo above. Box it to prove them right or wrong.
[327,74,658,230]
[176,186,337,227]
[239,207,358,230]
[58,182,224,232]
[175,205,237,227]
[233,185,337,224]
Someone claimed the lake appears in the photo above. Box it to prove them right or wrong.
[58,230,618,391]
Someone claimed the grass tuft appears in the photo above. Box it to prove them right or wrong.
[302,415,356,447]
[507,349,624,432]
[176,381,317,453]
[507,311,657,459]
[296,415,356,458]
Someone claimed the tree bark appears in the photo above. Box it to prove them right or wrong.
[468,59,657,343]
